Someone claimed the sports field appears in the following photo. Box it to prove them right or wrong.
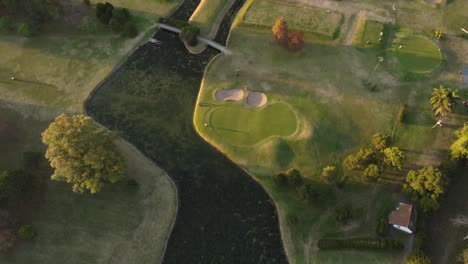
[242,0,343,39]
[393,35,442,73]
[206,103,297,145]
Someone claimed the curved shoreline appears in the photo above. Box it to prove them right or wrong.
[84,0,288,263]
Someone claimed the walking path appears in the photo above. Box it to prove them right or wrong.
[157,23,232,55]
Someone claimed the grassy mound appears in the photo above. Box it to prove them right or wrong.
[394,36,442,73]
[208,103,297,145]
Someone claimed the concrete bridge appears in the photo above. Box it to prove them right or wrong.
[156,23,232,55]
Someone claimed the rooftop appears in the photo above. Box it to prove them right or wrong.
[388,203,413,227]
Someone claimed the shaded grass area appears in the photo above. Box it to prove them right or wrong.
[206,103,297,145]
[242,0,343,40]
[86,30,287,264]
[425,168,468,264]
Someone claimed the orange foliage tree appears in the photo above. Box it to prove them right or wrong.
[272,17,288,46]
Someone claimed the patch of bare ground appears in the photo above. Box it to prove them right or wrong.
[246,91,268,107]
[215,88,245,101]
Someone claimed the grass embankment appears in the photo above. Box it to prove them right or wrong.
[0,140,177,264]
[194,0,468,262]
[352,19,385,48]
[0,1,181,262]
[86,31,287,263]
[189,0,235,37]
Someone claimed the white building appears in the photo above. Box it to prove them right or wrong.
[388,203,415,234]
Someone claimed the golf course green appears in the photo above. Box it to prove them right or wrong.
[208,103,297,145]
[395,36,442,73]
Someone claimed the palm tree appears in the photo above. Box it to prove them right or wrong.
[430,85,459,117]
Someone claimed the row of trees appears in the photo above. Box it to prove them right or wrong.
[272,18,304,52]
[95,2,138,38]
[343,133,405,181]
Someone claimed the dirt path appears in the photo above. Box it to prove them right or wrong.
[343,11,364,45]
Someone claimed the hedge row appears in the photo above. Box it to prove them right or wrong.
[318,238,404,250]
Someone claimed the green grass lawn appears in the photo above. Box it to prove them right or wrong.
[194,1,468,262]
[241,0,343,40]
[189,0,235,37]
[393,35,442,74]
[205,103,297,145]
[0,140,177,264]
[0,1,181,262]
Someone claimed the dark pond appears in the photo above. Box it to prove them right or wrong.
[86,0,287,263]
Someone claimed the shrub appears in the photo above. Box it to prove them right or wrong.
[18,23,32,37]
[286,169,303,188]
[333,205,352,224]
[363,164,380,180]
[406,251,431,264]
[0,16,14,32]
[122,22,138,38]
[0,169,32,202]
[376,217,389,236]
[272,173,288,187]
[83,0,91,6]
[0,229,16,252]
[18,224,36,240]
[299,184,333,206]
[179,24,200,46]
[397,104,406,123]
[96,2,114,24]
[318,238,404,250]
[287,32,304,52]
[109,8,130,33]
[321,165,337,183]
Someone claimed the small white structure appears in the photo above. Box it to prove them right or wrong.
[389,203,415,234]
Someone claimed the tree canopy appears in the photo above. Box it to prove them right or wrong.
[430,85,459,117]
[450,122,468,160]
[383,147,405,171]
[372,133,390,152]
[344,148,376,170]
[41,114,125,194]
[403,166,447,212]
[272,17,288,46]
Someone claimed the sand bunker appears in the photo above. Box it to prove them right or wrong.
[246,92,267,107]
[215,88,245,102]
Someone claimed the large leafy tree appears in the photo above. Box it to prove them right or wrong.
[430,85,459,117]
[403,166,447,212]
[42,114,125,194]
[451,122,468,160]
